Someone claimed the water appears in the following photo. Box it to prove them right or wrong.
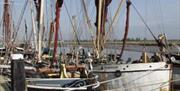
[57,45,156,61]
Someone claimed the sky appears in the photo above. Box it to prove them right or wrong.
[0,0,180,42]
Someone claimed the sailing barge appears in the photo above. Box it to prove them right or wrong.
[92,0,180,91]
[1,0,180,91]
[93,62,180,91]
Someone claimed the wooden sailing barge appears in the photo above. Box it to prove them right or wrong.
[92,0,180,91]
[1,0,180,91]
[0,0,100,91]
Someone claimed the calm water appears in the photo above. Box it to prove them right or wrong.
[57,45,158,61]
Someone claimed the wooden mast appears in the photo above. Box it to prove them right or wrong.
[48,22,54,49]
[3,0,11,48]
[38,0,45,62]
[95,0,112,58]
[52,0,63,64]
[96,0,103,58]
[30,0,38,51]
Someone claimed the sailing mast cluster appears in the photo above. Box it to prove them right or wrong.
[1,0,180,91]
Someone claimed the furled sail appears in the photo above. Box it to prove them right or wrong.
[3,0,12,48]
[95,0,112,57]
[52,0,64,64]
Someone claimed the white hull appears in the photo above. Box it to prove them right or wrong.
[93,62,180,91]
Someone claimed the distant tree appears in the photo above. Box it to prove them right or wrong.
[135,37,141,41]
[143,38,147,41]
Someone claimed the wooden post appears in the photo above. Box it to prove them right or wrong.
[11,54,26,91]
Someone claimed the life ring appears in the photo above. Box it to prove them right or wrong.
[114,70,121,77]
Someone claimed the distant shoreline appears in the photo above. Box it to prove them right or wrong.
[55,40,180,46]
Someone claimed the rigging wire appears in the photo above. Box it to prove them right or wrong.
[12,0,28,43]
[64,1,80,45]
[131,2,159,44]
[142,0,148,52]
[103,0,125,44]
[81,0,95,38]
[76,0,89,40]
[29,0,38,51]
[58,28,64,51]
[80,0,97,52]
[27,1,34,45]
[89,2,96,24]
[0,15,3,37]
[131,1,174,63]
[107,5,113,40]
[75,0,84,39]
[44,0,49,46]
[10,0,14,34]
[50,0,55,20]
[47,0,55,49]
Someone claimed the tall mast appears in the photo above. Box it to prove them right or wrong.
[38,0,45,62]
[48,22,54,49]
[95,0,111,58]
[52,0,63,64]
[96,0,103,58]
[3,0,11,48]
[30,0,38,52]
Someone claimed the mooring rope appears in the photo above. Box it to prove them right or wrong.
[104,0,125,44]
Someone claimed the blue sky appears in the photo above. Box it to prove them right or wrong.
[0,0,180,42]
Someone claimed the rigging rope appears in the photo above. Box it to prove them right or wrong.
[64,2,80,45]
[12,0,28,43]
[104,0,125,44]
[131,1,174,63]
[74,1,85,40]
[81,0,95,41]
[44,0,49,45]
[131,2,159,45]
[81,0,101,57]
[0,16,3,34]
[142,0,148,51]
